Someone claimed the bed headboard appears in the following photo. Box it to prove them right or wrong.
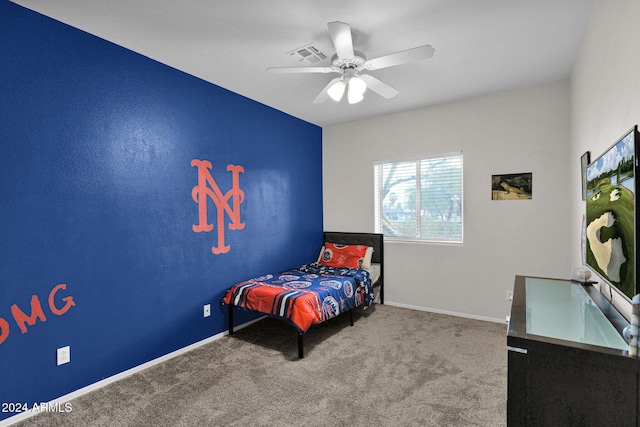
[323,231,384,304]
[323,231,383,264]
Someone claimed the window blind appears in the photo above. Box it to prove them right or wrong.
[374,152,463,243]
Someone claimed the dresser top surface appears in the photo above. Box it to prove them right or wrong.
[524,277,627,350]
[508,276,629,353]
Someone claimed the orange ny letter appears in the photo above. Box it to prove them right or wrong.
[191,159,245,254]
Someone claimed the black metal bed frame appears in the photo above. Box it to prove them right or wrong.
[227,231,384,358]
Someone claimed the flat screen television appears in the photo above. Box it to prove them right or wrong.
[585,125,639,300]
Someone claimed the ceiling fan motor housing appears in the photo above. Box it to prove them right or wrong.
[331,51,366,72]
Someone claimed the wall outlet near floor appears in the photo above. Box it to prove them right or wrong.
[57,346,70,366]
[203,304,211,318]
[506,290,513,301]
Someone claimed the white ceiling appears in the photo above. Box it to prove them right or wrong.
[12,0,595,128]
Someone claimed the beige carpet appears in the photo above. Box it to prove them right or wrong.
[15,304,507,426]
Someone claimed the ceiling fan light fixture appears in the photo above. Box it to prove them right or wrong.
[327,80,346,102]
[347,88,364,104]
[348,75,367,95]
[347,75,366,104]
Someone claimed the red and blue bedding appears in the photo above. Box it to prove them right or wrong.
[222,263,374,333]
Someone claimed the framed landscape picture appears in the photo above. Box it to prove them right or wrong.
[585,126,639,299]
[491,173,532,200]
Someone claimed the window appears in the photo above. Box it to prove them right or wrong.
[374,152,463,243]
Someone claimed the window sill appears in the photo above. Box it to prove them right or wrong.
[383,237,463,246]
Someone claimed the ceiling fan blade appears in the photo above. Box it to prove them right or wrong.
[312,78,342,104]
[267,66,334,74]
[365,44,435,70]
[327,21,355,59]
[360,74,399,99]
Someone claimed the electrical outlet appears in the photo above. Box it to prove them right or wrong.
[57,346,70,366]
[203,304,211,318]
[506,290,513,301]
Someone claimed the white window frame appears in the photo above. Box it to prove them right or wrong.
[374,152,463,244]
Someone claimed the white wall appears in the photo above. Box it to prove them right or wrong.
[323,80,572,322]
[570,0,640,318]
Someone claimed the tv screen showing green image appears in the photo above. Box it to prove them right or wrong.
[585,126,639,300]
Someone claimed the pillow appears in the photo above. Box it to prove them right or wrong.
[362,246,374,269]
[319,243,368,269]
[317,244,374,268]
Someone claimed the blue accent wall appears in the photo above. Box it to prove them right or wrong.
[0,1,322,417]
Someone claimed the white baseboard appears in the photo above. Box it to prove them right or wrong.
[384,301,506,324]
[0,316,264,427]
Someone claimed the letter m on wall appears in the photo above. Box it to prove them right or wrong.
[191,159,245,254]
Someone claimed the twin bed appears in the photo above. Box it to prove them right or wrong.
[222,231,384,358]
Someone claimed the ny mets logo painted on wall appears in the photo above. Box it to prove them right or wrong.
[191,159,245,254]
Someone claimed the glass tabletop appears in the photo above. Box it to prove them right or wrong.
[525,277,628,351]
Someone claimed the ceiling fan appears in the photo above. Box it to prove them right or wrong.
[267,21,435,104]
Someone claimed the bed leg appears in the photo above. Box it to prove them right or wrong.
[298,333,304,359]
[349,309,354,326]
[228,304,234,335]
